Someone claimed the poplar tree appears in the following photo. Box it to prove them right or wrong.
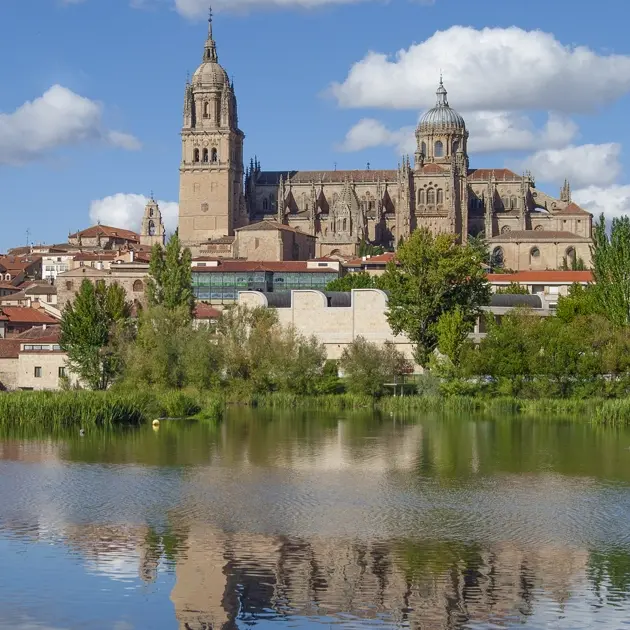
[147,232,194,316]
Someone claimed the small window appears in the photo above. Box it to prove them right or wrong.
[58,367,66,378]
[193,149,200,163]
[421,141,427,155]
[434,141,444,157]
[530,247,540,258]
[65,281,73,291]
[47,294,53,303]
[437,189,444,204]
[202,149,209,163]
[34,367,42,378]
[56,257,62,262]
[418,189,426,205]
[427,188,435,205]
[211,148,218,163]
[203,102,209,118]
[263,199,268,211]
[342,218,347,231]
[133,280,144,292]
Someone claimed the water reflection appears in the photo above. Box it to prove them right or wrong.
[0,411,630,628]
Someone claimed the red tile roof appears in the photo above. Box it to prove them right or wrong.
[553,202,591,216]
[468,169,521,182]
[192,260,335,273]
[69,225,140,242]
[419,164,446,174]
[487,271,593,283]
[0,255,41,272]
[73,252,118,261]
[345,252,396,266]
[0,340,20,359]
[193,304,222,319]
[0,282,19,291]
[0,307,59,324]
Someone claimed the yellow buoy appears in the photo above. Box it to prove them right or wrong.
[152,419,160,428]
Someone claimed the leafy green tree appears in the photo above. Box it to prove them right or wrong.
[60,280,131,389]
[494,282,530,295]
[435,306,474,366]
[591,214,630,326]
[325,272,376,291]
[380,228,490,367]
[340,337,409,397]
[147,232,194,315]
[556,283,599,322]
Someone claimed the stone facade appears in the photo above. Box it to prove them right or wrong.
[234,221,316,261]
[56,263,149,312]
[68,225,140,250]
[239,288,417,365]
[140,198,166,247]
[178,21,593,270]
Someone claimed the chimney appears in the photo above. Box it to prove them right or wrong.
[130,249,134,262]
[43,324,47,331]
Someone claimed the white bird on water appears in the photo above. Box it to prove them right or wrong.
[79,429,85,437]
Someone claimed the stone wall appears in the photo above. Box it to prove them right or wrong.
[0,358,18,390]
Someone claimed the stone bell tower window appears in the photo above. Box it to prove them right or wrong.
[202,148,209,163]
[211,148,218,163]
[203,102,209,118]
[193,149,200,163]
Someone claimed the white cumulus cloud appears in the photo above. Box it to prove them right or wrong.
[89,193,178,234]
[521,143,621,188]
[338,112,579,156]
[330,26,630,112]
[573,185,630,222]
[0,85,141,166]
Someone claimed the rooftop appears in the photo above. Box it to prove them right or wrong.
[0,307,59,324]
[236,220,316,237]
[468,169,521,182]
[192,260,337,273]
[488,271,593,283]
[490,230,591,242]
[69,225,140,242]
[255,170,398,186]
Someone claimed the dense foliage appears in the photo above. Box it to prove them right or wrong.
[325,272,378,291]
[380,228,490,367]
[60,280,132,390]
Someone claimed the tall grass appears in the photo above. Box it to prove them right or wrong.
[594,399,630,425]
[0,389,225,429]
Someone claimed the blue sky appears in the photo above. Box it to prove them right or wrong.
[1,0,629,250]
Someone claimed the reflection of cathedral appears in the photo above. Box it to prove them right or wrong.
[178,17,593,270]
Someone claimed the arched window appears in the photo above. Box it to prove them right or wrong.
[211,148,218,163]
[202,148,209,163]
[530,247,540,264]
[65,281,73,291]
[148,220,155,236]
[437,189,444,204]
[263,199,268,211]
[427,188,435,205]
[193,149,200,163]
[491,247,504,268]
[421,141,427,155]
[133,280,144,293]
[342,218,347,232]
[203,102,209,118]
[510,196,517,209]
[418,189,426,205]
[502,196,509,209]
[452,140,460,153]
[501,225,511,234]
[566,247,576,265]
[4,274,10,281]
[149,208,154,217]
[535,224,544,231]
[434,141,444,157]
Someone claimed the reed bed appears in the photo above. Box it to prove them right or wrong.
[0,389,225,429]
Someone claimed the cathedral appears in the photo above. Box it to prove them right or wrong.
[178,17,593,271]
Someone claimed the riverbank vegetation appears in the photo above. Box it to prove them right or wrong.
[44,217,630,425]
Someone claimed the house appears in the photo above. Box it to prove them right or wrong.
[344,253,396,276]
[0,325,77,391]
[0,255,42,284]
[193,303,222,329]
[0,306,59,338]
[68,224,140,249]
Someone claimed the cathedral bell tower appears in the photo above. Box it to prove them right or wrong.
[178,10,245,247]
[140,196,165,247]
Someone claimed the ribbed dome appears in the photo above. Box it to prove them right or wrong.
[192,61,229,88]
[418,79,466,132]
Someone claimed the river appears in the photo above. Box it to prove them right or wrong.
[1,409,630,629]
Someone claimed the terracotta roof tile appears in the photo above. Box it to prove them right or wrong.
[192,260,335,273]
[16,325,61,340]
[69,225,140,242]
[193,304,222,319]
[345,252,396,266]
[0,307,59,324]
[488,271,593,283]
[0,340,20,359]
[553,202,592,216]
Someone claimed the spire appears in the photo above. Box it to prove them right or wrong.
[203,6,218,63]
[436,75,448,107]
[560,179,571,203]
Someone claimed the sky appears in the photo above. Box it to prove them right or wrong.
[1,0,629,250]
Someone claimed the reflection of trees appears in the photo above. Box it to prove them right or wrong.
[588,547,630,603]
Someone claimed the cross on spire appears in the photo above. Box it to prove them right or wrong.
[208,6,213,36]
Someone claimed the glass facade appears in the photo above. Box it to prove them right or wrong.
[192,270,338,303]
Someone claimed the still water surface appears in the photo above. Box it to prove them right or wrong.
[1,410,630,629]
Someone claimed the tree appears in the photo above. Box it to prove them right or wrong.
[591,214,630,326]
[60,280,131,389]
[340,337,409,397]
[325,272,376,292]
[147,232,194,315]
[380,228,490,367]
[495,282,530,295]
[556,283,599,322]
[435,306,474,366]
